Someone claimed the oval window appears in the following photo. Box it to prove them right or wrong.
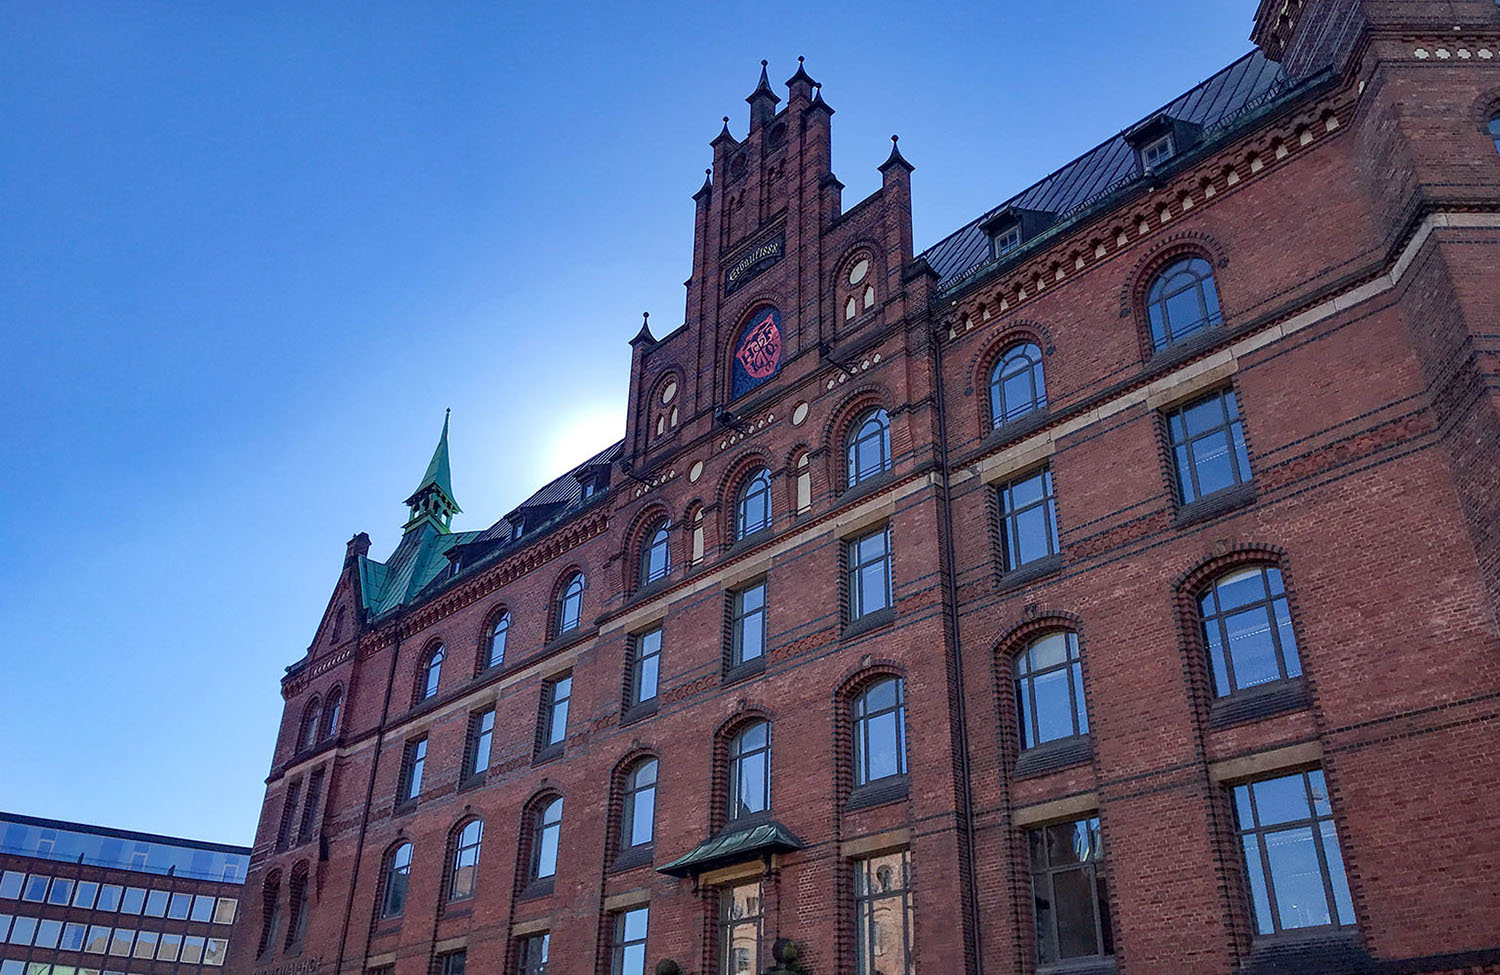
[848,258,870,286]
[660,380,677,405]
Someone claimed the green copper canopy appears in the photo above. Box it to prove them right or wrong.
[658,820,804,878]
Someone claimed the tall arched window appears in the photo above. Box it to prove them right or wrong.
[557,573,585,635]
[257,872,281,958]
[641,520,671,586]
[1015,631,1089,749]
[419,645,444,701]
[320,689,342,741]
[690,506,706,563]
[531,798,563,881]
[853,678,907,787]
[736,468,773,540]
[621,758,659,852]
[1490,112,1500,154]
[379,843,412,919]
[1146,256,1222,349]
[846,408,892,487]
[284,864,309,949]
[298,699,320,751]
[486,611,510,670]
[448,819,483,901]
[794,452,811,513]
[990,342,1047,426]
[1198,565,1301,697]
[728,721,771,821]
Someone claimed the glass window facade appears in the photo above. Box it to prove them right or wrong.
[853,678,907,787]
[1147,256,1223,348]
[631,628,662,708]
[1015,631,1089,749]
[621,759,658,851]
[728,721,770,821]
[847,409,892,487]
[990,343,1047,427]
[448,820,483,901]
[736,469,772,540]
[1200,565,1302,696]
[558,574,585,634]
[0,819,248,883]
[380,843,412,918]
[998,468,1060,571]
[543,677,571,749]
[487,612,510,669]
[641,522,671,585]
[518,932,550,975]
[847,528,893,622]
[1167,389,1252,504]
[731,583,767,668]
[532,799,563,881]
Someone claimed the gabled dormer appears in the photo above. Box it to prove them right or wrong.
[979,205,1058,261]
[1125,113,1204,174]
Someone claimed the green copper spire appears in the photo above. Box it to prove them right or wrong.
[403,410,461,533]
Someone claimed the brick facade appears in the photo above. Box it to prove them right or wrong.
[228,3,1500,973]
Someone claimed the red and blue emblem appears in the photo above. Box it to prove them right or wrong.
[731,306,783,398]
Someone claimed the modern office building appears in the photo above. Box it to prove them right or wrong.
[228,0,1500,972]
[0,813,248,975]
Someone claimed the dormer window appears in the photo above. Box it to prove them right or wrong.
[1143,133,1175,169]
[582,481,598,500]
[512,521,525,541]
[992,224,1023,258]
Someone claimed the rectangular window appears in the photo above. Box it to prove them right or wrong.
[21,876,46,903]
[167,892,192,920]
[61,923,87,952]
[467,708,495,781]
[998,467,1060,571]
[399,737,427,804]
[720,883,762,975]
[107,929,133,957]
[143,889,167,917]
[97,886,122,912]
[132,930,158,960]
[276,780,302,849]
[47,879,73,907]
[437,950,465,975]
[993,224,1022,257]
[730,582,767,668]
[157,932,182,963]
[181,935,205,964]
[299,768,325,844]
[191,895,215,923]
[119,888,145,915]
[854,851,915,975]
[542,676,572,750]
[0,872,22,899]
[1167,389,1252,505]
[72,881,98,909]
[518,933,550,975]
[9,915,35,945]
[610,907,649,975]
[204,938,228,967]
[85,926,111,953]
[213,897,238,925]
[630,628,662,708]
[847,527,893,622]
[1233,768,1355,936]
[1028,817,1113,965]
[1143,132,1175,168]
[35,919,63,950]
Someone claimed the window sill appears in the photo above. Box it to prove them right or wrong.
[847,775,910,811]
[985,407,1052,448]
[1240,929,1367,975]
[457,773,486,794]
[392,798,418,818]
[1149,325,1225,371]
[628,578,672,605]
[372,918,403,937]
[533,743,564,766]
[724,528,774,559]
[839,469,897,507]
[1174,482,1256,528]
[1208,678,1309,730]
[997,553,1063,593]
[543,625,599,655]
[843,607,896,641]
[609,845,655,874]
[723,656,767,686]
[1014,735,1092,779]
[620,700,659,727]
[1037,957,1116,975]
[517,878,555,902]
[440,903,473,920]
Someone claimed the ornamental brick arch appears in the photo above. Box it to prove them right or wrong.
[964,318,1054,393]
[709,705,776,831]
[716,449,776,543]
[546,564,589,640]
[605,745,662,862]
[1120,231,1231,359]
[822,383,898,492]
[830,239,886,328]
[829,660,908,803]
[619,500,675,591]
[723,290,789,403]
[646,367,685,440]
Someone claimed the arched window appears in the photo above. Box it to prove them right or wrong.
[736,468,773,540]
[486,611,510,670]
[257,872,281,958]
[448,819,483,901]
[1015,631,1089,749]
[379,843,412,919]
[852,678,907,787]
[531,798,563,881]
[298,699,320,752]
[419,645,444,701]
[284,864,309,949]
[621,758,659,851]
[794,452,811,513]
[1146,256,1222,349]
[690,507,706,564]
[320,689,342,741]
[641,520,671,586]
[846,408,892,487]
[1490,112,1500,154]
[1198,565,1301,697]
[728,721,770,821]
[990,342,1047,426]
[557,573,585,635]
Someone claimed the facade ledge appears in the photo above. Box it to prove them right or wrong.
[1015,735,1093,779]
[1208,678,1310,730]
[843,607,896,642]
[997,554,1064,593]
[722,656,767,687]
[846,776,910,812]
[1174,482,1257,528]
[620,700,660,727]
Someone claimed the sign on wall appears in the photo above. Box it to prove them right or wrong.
[724,233,784,296]
[731,305,783,399]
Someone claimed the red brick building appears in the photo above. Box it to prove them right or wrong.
[227,1,1500,973]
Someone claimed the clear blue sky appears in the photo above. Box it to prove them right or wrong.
[0,1,1257,845]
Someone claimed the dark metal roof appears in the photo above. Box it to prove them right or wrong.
[658,820,805,878]
[919,51,1287,293]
